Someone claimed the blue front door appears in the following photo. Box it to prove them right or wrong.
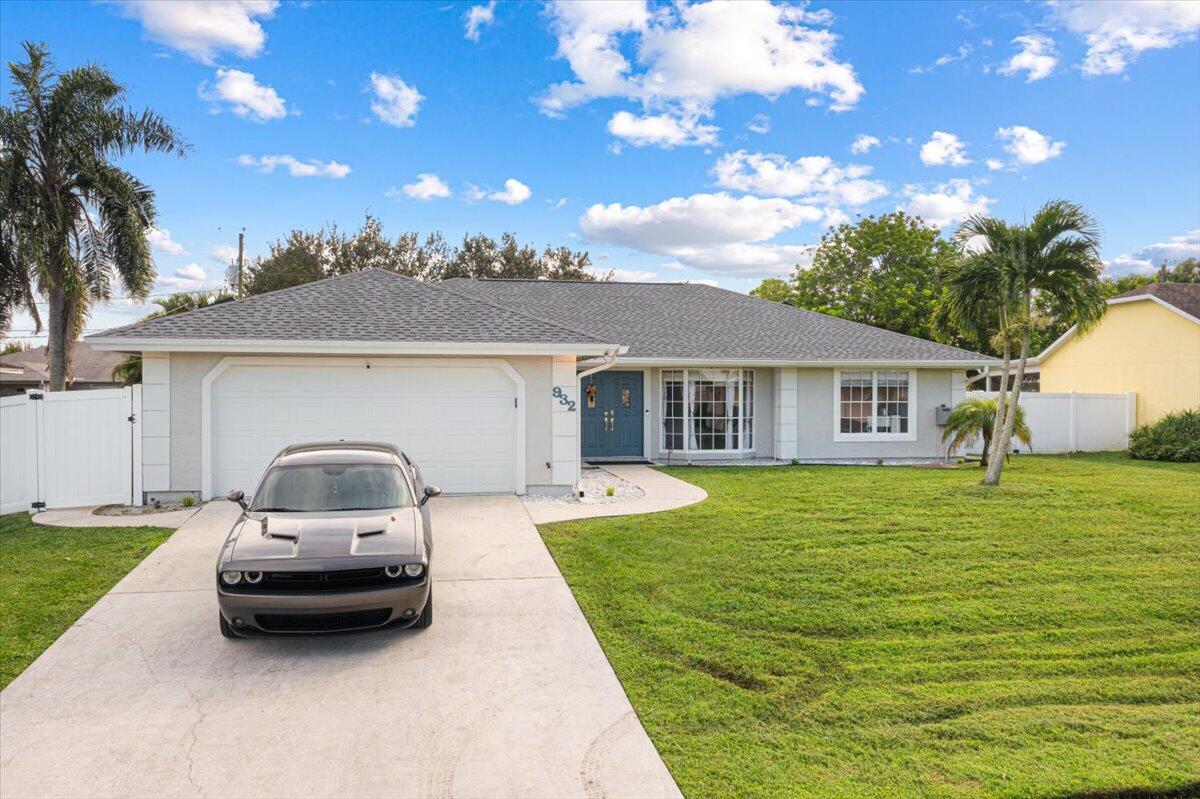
[581,371,643,458]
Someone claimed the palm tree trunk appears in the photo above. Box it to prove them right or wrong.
[984,334,1030,485]
[980,429,991,469]
[983,339,1010,479]
[46,286,67,391]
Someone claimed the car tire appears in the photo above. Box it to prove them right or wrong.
[413,591,433,629]
[219,612,238,639]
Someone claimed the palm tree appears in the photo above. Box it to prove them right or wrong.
[942,398,1032,468]
[941,200,1105,485]
[1,42,186,390]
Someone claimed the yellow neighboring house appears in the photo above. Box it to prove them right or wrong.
[1038,282,1200,425]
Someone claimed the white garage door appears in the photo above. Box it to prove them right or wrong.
[210,361,519,496]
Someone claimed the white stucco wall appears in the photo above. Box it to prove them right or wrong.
[156,352,568,496]
[792,368,956,460]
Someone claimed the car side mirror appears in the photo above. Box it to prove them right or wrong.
[226,489,247,511]
[420,485,442,507]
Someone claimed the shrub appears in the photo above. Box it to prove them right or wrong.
[181,495,196,507]
[1128,409,1200,463]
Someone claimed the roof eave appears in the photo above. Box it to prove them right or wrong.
[615,356,998,368]
[85,336,625,357]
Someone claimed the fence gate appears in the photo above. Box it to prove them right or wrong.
[0,387,141,514]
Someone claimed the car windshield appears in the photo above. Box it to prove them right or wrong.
[250,464,411,513]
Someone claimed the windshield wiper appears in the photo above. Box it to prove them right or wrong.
[252,507,298,513]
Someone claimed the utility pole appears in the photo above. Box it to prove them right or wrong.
[237,229,245,298]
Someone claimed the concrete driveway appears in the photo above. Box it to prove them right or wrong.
[0,496,680,799]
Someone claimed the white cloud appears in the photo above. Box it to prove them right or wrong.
[901,179,994,228]
[489,178,532,205]
[747,114,771,134]
[237,154,351,179]
[849,134,881,154]
[996,125,1065,165]
[199,68,287,122]
[986,158,1005,171]
[368,72,423,127]
[392,173,451,201]
[176,263,207,281]
[113,0,278,63]
[600,268,660,282]
[910,43,972,74]
[1049,0,1200,76]
[211,244,238,263]
[464,1,496,41]
[147,227,186,256]
[538,0,863,144]
[1105,229,1200,274]
[547,197,570,210]
[606,110,718,148]
[579,192,825,275]
[157,262,208,289]
[712,150,887,206]
[998,34,1058,82]
[919,131,971,166]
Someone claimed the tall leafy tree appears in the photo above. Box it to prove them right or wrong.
[749,277,792,303]
[0,42,186,390]
[941,200,1106,486]
[784,212,962,341]
[244,217,599,292]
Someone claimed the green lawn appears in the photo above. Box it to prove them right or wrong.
[540,454,1200,799]
[0,513,172,689]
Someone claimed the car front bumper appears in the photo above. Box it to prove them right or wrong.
[217,579,430,636]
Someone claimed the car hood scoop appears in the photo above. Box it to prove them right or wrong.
[232,510,419,561]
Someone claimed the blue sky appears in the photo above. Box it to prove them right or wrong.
[2,0,1198,341]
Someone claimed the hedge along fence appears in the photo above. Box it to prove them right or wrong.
[1128,409,1200,463]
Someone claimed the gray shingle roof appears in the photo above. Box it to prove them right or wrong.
[442,279,991,362]
[0,341,125,383]
[90,269,610,345]
[1112,282,1200,319]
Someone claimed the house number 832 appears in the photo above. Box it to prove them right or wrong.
[552,386,576,411]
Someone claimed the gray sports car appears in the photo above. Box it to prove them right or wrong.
[215,441,440,638]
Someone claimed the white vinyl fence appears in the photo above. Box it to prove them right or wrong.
[953,390,1137,455]
[0,387,141,514]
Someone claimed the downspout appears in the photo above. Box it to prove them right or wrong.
[573,348,622,495]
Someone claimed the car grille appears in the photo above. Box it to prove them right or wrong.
[255,608,393,633]
[229,567,421,593]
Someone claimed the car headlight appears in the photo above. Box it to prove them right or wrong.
[244,571,263,584]
[221,570,243,585]
[384,565,402,578]
[403,563,424,578]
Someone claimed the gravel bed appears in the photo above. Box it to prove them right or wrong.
[93,503,194,516]
[521,467,645,506]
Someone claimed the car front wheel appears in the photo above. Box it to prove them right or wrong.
[219,612,238,639]
[413,592,433,629]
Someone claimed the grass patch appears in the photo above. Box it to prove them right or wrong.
[540,454,1200,798]
[0,513,172,689]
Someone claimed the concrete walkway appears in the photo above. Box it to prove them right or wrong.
[523,465,707,524]
[0,497,681,799]
[32,505,200,529]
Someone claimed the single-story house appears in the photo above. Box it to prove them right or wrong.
[87,268,993,502]
[1038,282,1200,424]
[0,341,127,397]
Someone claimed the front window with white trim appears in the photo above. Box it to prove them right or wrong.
[662,369,754,452]
[838,370,912,437]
